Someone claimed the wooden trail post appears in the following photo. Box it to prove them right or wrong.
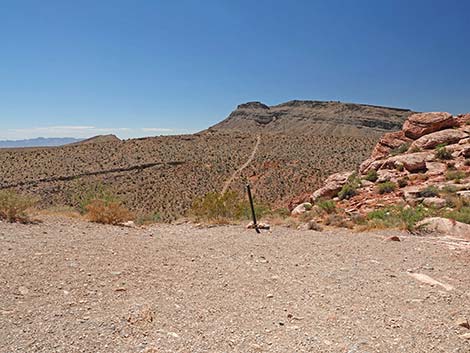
[246,184,260,233]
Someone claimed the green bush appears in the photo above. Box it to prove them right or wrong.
[190,191,269,223]
[446,170,466,182]
[418,185,440,198]
[0,190,37,223]
[377,181,397,194]
[367,205,430,231]
[435,145,452,160]
[397,177,408,188]
[390,143,410,156]
[136,211,162,225]
[338,173,361,200]
[444,206,470,224]
[316,199,336,214]
[70,182,118,214]
[365,170,378,182]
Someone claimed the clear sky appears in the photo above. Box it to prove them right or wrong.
[1,0,469,140]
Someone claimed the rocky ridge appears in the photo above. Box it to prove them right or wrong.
[293,112,470,237]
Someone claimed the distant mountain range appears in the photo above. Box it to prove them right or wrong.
[0,137,83,148]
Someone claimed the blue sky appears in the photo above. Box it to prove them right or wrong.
[1,0,469,139]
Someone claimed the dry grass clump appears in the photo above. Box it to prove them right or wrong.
[0,190,36,223]
[85,199,134,225]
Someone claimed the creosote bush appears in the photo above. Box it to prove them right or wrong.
[0,190,37,223]
[390,143,409,156]
[190,191,269,223]
[70,182,118,214]
[366,205,429,231]
[418,185,440,198]
[446,170,466,182]
[316,199,336,214]
[377,181,397,194]
[85,199,134,225]
[365,170,378,182]
[435,145,452,160]
[338,173,361,200]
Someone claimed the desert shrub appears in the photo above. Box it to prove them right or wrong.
[465,159,470,166]
[377,181,397,194]
[71,182,118,214]
[444,206,470,224]
[85,199,134,225]
[0,190,37,223]
[366,205,429,231]
[435,145,452,160]
[317,199,336,214]
[365,170,378,182]
[397,177,409,188]
[395,163,404,172]
[390,143,410,156]
[324,213,353,228]
[418,185,440,198]
[338,173,361,200]
[442,185,458,194]
[446,170,466,182]
[190,191,269,223]
[136,211,162,225]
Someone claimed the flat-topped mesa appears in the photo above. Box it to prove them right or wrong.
[210,100,414,136]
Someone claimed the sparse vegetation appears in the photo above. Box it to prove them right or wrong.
[435,145,452,160]
[418,185,440,198]
[85,199,134,225]
[446,170,466,182]
[366,205,429,231]
[338,173,361,200]
[190,191,269,224]
[316,199,336,214]
[444,206,470,224]
[377,181,397,194]
[390,143,410,156]
[397,177,409,188]
[365,170,378,182]
[0,130,378,222]
[0,190,36,223]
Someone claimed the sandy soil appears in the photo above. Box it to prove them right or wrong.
[1,216,469,352]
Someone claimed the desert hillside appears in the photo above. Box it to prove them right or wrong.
[0,100,412,221]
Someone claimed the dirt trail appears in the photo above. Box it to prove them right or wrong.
[1,216,469,352]
[221,134,261,194]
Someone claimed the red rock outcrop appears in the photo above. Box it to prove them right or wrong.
[402,112,456,139]
[297,111,470,232]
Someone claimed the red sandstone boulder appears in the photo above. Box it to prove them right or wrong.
[403,112,456,139]
[409,129,468,150]
[311,171,354,202]
[382,151,433,172]
[370,131,412,160]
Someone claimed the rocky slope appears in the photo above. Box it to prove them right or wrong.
[294,112,470,236]
[210,100,414,137]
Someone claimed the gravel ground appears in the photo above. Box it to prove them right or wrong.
[1,216,469,353]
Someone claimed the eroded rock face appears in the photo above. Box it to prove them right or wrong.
[410,129,468,150]
[311,171,354,202]
[403,112,456,139]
